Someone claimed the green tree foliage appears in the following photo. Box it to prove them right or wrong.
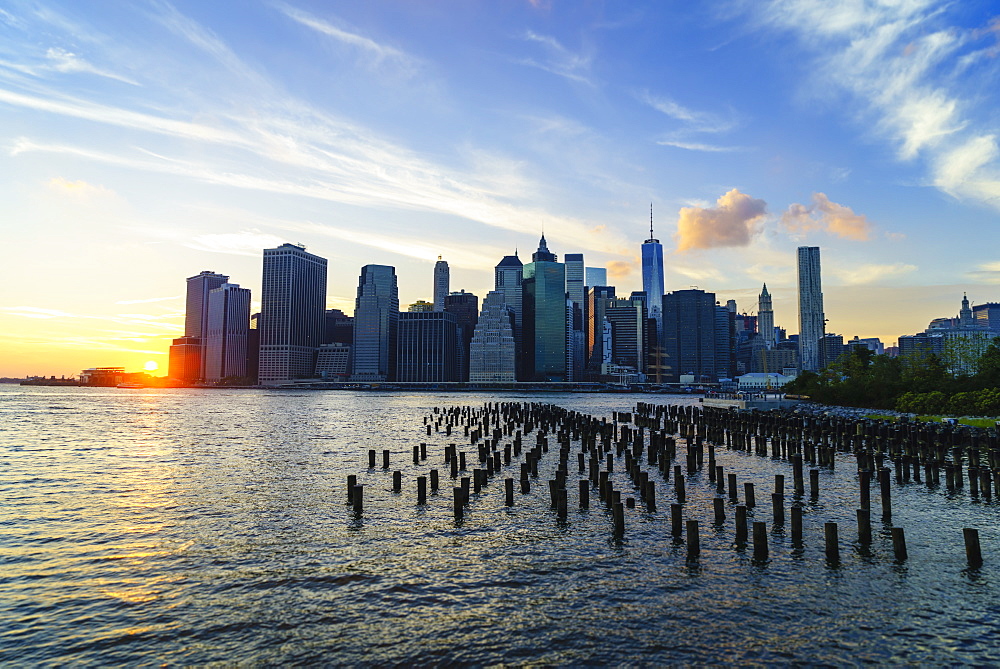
[785,339,1000,415]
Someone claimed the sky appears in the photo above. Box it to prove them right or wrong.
[2,0,1000,377]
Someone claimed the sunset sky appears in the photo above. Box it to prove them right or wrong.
[2,0,1000,377]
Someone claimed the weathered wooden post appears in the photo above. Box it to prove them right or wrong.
[713,497,725,524]
[347,474,357,503]
[504,477,514,506]
[453,487,463,521]
[382,449,390,469]
[417,476,427,504]
[753,521,768,562]
[964,528,983,568]
[353,484,363,514]
[368,450,376,468]
[393,470,402,493]
[745,482,756,509]
[857,508,872,544]
[687,520,700,559]
[825,522,839,564]
[791,506,803,546]
[891,527,907,561]
[735,505,748,546]
[879,467,892,521]
[580,479,589,509]
[771,493,784,525]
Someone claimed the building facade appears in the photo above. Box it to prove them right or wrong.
[433,257,449,312]
[641,208,665,345]
[170,270,229,382]
[204,282,251,382]
[259,244,327,384]
[758,283,775,349]
[522,236,567,381]
[351,264,399,382]
[469,290,517,382]
[495,253,524,378]
[662,288,718,383]
[797,246,825,372]
[396,311,459,382]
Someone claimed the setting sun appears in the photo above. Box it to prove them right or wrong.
[143,361,159,372]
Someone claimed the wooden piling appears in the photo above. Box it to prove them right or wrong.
[857,508,871,544]
[879,467,892,521]
[810,469,820,499]
[671,503,683,537]
[735,505,748,545]
[393,470,401,493]
[824,522,839,564]
[891,526,907,561]
[580,479,589,509]
[745,482,756,509]
[353,485,363,513]
[417,476,427,504]
[613,502,625,538]
[382,449,390,469]
[347,474,357,503]
[964,528,983,568]
[753,521,768,562]
[772,493,784,525]
[791,506,803,546]
[453,487,463,521]
[687,520,700,559]
[728,473,738,503]
[368,450,376,468]
[713,497,725,524]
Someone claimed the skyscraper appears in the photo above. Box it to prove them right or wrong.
[495,253,523,377]
[259,244,327,384]
[564,253,586,381]
[523,235,566,382]
[204,282,251,382]
[585,267,607,288]
[170,270,228,382]
[641,205,665,341]
[433,256,449,312]
[469,290,517,382]
[396,311,459,382]
[662,289,718,383]
[797,246,825,372]
[351,264,399,382]
[605,296,647,373]
[586,285,616,374]
[758,284,775,349]
[444,290,479,382]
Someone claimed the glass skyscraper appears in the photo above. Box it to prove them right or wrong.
[797,246,825,372]
[351,264,399,382]
[259,244,327,385]
[523,236,566,382]
[433,256,449,312]
[396,311,458,382]
[641,207,665,341]
[204,282,251,382]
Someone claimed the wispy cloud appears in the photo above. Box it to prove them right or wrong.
[657,140,747,152]
[639,90,737,134]
[276,2,417,74]
[44,47,139,85]
[115,296,181,305]
[833,262,917,286]
[755,0,1000,210]
[514,30,594,85]
[185,230,288,257]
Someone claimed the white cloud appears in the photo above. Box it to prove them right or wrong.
[657,140,747,152]
[756,0,1000,211]
[514,30,593,85]
[44,47,139,85]
[833,262,917,285]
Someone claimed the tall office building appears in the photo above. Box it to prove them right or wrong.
[323,308,354,345]
[797,246,825,372]
[564,253,586,381]
[641,205,665,342]
[662,289,718,383]
[605,296,647,373]
[396,311,459,382]
[169,270,229,382]
[758,284,775,349]
[715,303,736,378]
[433,256,449,312]
[204,282,251,382]
[495,253,524,377]
[586,286,616,373]
[523,235,566,381]
[444,290,479,382]
[259,244,327,384]
[469,291,517,382]
[585,267,607,288]
[351,264,399,382]
[973,302,1000,333]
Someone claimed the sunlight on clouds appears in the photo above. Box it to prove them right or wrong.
[781,193,873,241]
[185,231,288,257]
[47,176,115,199]
[675,189,767,252]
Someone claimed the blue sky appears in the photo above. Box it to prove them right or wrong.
[2,0,999,375]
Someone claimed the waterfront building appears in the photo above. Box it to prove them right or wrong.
[167,336,202,383]
[605,296,647,374]
[641,206,665,343]
[323,308,354,345]
[564,253,586,381]
[396,311,459,382]
[662,288,718,383]
[204,282,251,382]
[316,343,351,380]
[715,303,736,379]
[586,286,616,375]
[523,235,567,381]
[444,290,479,382]
[408,300,434,313]
[351,264,399,382]
[797,246,825,372]
[433,257,449,312]
[819,333,846,368]
[171,270,229,382]
[846,336,884,355]
[495,253,524,378]
[469,290,517,382]
[900,294,998,375]
[247,313,260,384]
[259,244,327,384]
[585,267,607,288]
[758,284,775,349]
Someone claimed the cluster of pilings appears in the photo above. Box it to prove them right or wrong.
[345,401,988,569]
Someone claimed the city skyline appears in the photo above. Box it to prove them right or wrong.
[3,1,1000,376]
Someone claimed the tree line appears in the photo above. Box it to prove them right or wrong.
[783,342,1000,416]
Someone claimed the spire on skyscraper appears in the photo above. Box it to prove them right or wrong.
[645,203,659,244]
[532,233,557,262]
